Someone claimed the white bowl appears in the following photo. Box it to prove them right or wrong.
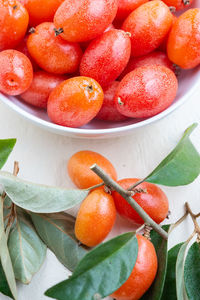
[0,1,200,139]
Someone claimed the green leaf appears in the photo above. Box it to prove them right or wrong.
[0,139,16,170]
[0,262,13,299]
[8,211,46,284]
[142,225,170,300]
[0,196,17,300]
[0,171,89,213]
[176,241,189,300]
[161,243,184,300]
[31,212,88,272]
[184,242,200,299]
[146,123,200,186]
[45,232,138,300]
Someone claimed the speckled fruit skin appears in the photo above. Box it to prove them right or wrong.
[122,0,173,57]
[113,178,169,225]
[75,189,116,247]
[80,29,131,87]
[54,0,118,42]
[68,150,117,189]
[115,65,178,119]
[16,36,39,71]
[116,0,148,21]
[19,0,64,26]
[96,81,127,121]
[167,8,200,69]
[47,77,104,128]
[118,51,174,80]
[0,0,29,51]
[0,50,33,96]
[111,235,158,300]
[27,22,82,74]
[162,0,193,11]
[20,71,66,108]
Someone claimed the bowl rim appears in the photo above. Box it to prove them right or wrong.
[0,67,200,136]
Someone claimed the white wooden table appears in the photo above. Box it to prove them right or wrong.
[0,88,200,299]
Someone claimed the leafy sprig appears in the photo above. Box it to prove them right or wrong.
[0,124,199,300]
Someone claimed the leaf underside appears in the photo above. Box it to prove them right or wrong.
[0,171,88,213]
[31,212,88,272]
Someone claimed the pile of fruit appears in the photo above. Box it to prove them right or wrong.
[0,0,200,128]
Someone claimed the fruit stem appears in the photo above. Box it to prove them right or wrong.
[54,28,64,36]
[86,182,104,191]
[127,178,146,191]
[183,0,190,5]
[185,202,200,241]
[90,164,168,240]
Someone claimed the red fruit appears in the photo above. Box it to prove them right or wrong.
[116,0,148,21]
[119,51,175,80]
[96,81,127,121]
[47,76,104,128]
[75,189,116,247]
[167,8,200,69]
[68,150,117,189]
[115,65,178,118]
[27,22,82,74]
[54,0,118,42]
[112,235,158,300]
[19,0,64,26]
[122,0,173,57]
[0,0,29,51]
[159,14,177,52]
[80,24,115,51]
[162,0,193,11]
[15,36,39,71]
[112,178,169,224]
[20,71,66,108]
[0,50,33,96]
[80,29,131,87]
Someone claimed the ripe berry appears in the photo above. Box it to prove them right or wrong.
[111,235,158,300]
[0,0,29,51]
[20,71,66,108]
[119,51,175,80]
[75,189,116,247]
[27,22,82,74]
[112,178,169,224]
[68,150,117,189]
[0,50,33,96]
[122,1,173,56]
[80,29,131,87]
[47,77,104,128]
[96,82,127,121]
[54,0,118,42]
[167,8,200,69]
[115,66,178,119]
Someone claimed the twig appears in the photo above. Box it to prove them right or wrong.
[86,182,104,191]
[185,202,200,238]
[127,178,146,192]
[13,161,19,176]
[90,164,168,240]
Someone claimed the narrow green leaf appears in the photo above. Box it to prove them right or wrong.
[0,139,16,170]
[45,232,138,300]
[0,171,88,213]
[0,262,13,299]
[142,225,170,300]
[8,211,47,284]
[184,242,200,299]
[146,123,200,186]
[161,243,184,300]
[31,212,88,272]
[0,196,17,300]
[176,241,189,300]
